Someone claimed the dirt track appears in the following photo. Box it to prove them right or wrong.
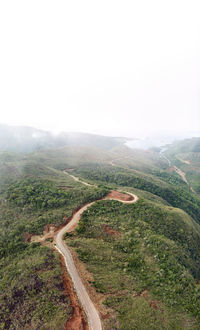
[173,166,195,193]
[63,171,94,187]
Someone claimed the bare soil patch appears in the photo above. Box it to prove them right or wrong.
[23,232,32,242]
[68,247,113,320]
[137,290,161,311]
[101,224,121,238]
[179,158,191,165]
[106,190,133,201]
[30,225,56,244]
[60,255,88,330]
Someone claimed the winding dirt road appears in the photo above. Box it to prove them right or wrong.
[55,185,138,330]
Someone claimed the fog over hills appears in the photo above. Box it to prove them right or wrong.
[1,123,199,153]
[0,124,127,152]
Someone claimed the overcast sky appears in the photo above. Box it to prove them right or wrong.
[0,0,199,138]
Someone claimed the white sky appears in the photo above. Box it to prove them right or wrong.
[0,0,199,138]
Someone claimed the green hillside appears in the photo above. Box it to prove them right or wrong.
[0,170,109,328]
[71,196,200,328]
[0,136,200,329]
[164,138,200,194]
[73,164,200,223]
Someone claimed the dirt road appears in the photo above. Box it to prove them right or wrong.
[55,190,138,330]
[173,166,188,185]
[173,166,195,193]
[63,170,93,187]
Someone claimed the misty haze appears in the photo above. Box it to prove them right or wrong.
[0,1,200,329]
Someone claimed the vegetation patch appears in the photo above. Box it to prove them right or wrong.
[0,245,71,329]
[68,198,200,328]
[74,164,200,223]
[0,175,109,328]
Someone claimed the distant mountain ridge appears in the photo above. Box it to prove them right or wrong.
[0,124,127,152]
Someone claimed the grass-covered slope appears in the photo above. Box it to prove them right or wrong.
[68,194,200,328]
[0,196,72,329]
[0,244,70,329]
[0,169,109,328]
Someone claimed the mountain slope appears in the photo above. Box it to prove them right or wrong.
[0,134,200,328]
[164,138,200,194]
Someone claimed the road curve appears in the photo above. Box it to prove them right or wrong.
[55,191,138,330]
[104,191,139,204]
